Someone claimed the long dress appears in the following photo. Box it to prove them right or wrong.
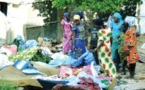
[97,28,117,77]
[124,27,140,64]
[72,24,86,59]
[61,19,72,54]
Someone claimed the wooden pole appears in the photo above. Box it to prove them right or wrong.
[137,0,141,34]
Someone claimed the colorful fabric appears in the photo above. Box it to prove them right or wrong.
[116,33,126,62]
[52,77,101,90]
[61,19,72,54]
[8,47,39,61]
[72,25,85,40]
[59,65,93,78]
[110,12,123,61]
[72,25,86,59]
[70,51,94,68]
[124,27,140,64]
[0,45,17,56]
[97,28,117,77]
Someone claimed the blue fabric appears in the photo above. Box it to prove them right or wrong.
[48,51,94,68]
[73,39,86,58]
[24,40,38,49]
[15,36,38,50]
[72,25,85,40]
[76,11,84,19]
[72,25,80,39]
[70,51,95,67]
[48,57,77,67]
[110,12,124,41]
[64,12,69,17]
[16,35,25,45]
[110,12,123,61]
[72,24,86,59]
[13,60,45,75]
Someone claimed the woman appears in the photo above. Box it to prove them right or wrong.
[110,12,124,71]
[94,19,117,77]
[61,12,72,54]
[124,24,140,79]
[72,15,86,59]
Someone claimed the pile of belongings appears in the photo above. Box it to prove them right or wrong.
[0,36,117,90]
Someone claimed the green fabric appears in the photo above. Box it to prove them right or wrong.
[116,33,126,62]
[98,29,117,78]
[9,47,39,62]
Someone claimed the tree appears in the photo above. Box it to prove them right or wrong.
[33,0,142,23]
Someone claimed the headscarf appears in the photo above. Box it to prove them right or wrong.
[110,12,124,40]
[113,12,122,21]
[63,12,69,17]
[76,11,84,19]
[73,14,80,20]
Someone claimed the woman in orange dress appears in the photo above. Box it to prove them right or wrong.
[124,26,140,79]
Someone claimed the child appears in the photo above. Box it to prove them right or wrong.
[87,19,101,64]
[124,23,140,79]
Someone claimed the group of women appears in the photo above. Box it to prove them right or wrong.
[61,11,140,79]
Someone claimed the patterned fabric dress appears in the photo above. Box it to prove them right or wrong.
[124,27,140,64]
[117,33,126,62]
[72,24,86,59]
[97,28,117,77]
[61,19,72,54]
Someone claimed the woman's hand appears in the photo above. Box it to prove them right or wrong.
[124,50,130,56]
[64,34,67,38]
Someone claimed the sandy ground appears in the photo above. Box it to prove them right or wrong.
[115,62,145,90]
[114,35,145,90]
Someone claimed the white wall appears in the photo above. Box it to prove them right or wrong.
[140,0,145,34]
[6,1,45,42]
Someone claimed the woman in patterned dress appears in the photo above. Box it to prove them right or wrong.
[124,26,140,79]
[61,12,72,54]
[72,15,86,59]
[94,19,117,77]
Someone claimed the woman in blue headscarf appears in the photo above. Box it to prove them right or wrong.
[110,12,123,71]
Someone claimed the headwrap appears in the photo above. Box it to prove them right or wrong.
[113,12,122,21]
[73,15,80,20]
[76,11,84,19]
[94,19,104,26]
[63,12,69,17]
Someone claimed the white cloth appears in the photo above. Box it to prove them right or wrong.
[125,16,137,27]
[0,54,13,67]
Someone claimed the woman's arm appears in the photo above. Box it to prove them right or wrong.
[95,40,104,51]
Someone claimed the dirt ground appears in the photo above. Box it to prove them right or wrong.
[114,34,145,90]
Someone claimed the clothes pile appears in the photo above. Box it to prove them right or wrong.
[0,36,117,90]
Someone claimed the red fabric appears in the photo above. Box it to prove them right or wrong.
[52,77,100,90]
[59,65,93,78]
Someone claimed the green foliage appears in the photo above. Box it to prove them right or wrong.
[33,0,142,23]
[0,81,18,90]
[31,49,51,63]
[32,0,57,25]
[52,0,129,13]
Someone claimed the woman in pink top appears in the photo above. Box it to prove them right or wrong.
[61,12,72,54]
